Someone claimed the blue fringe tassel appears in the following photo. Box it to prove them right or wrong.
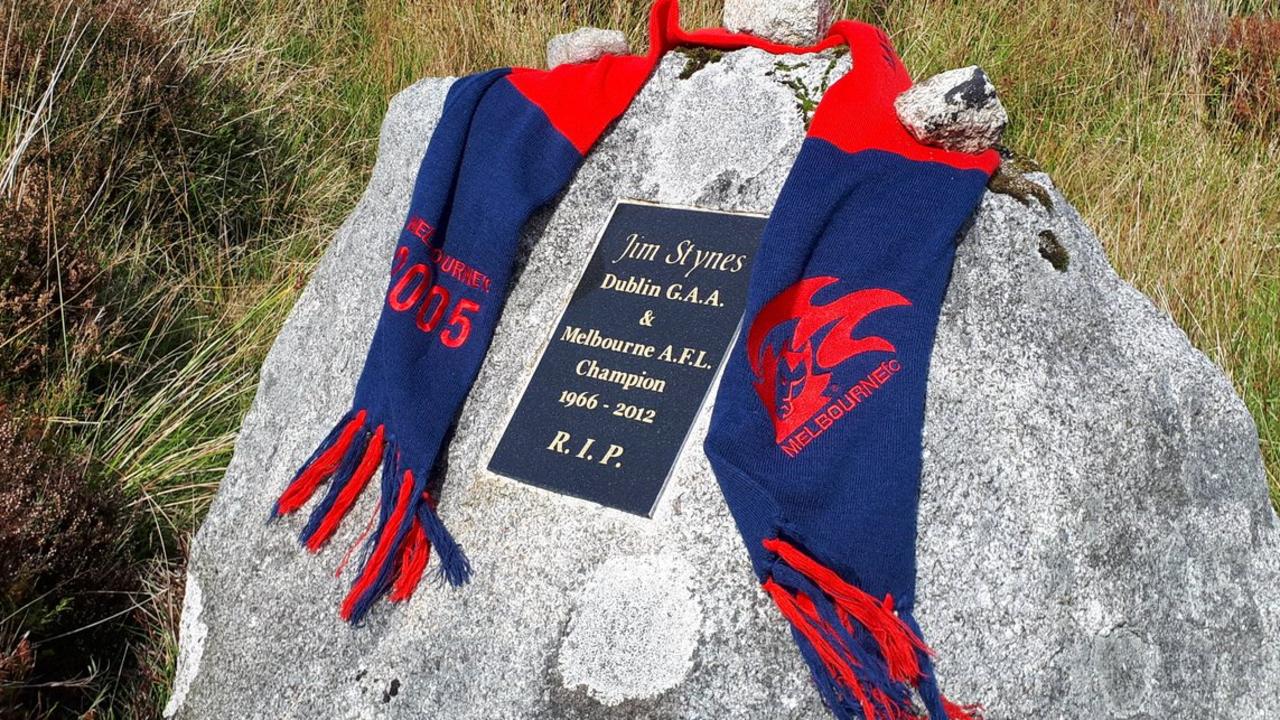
[902,611,949,720]
[344,462,427,624]
[298,427,371,545]
[417,501,472,587]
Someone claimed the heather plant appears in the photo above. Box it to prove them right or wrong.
[1209,16,1280,132]
[0,190,103,386]
[0,408,139,715]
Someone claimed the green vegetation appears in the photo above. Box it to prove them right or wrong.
[0,0,1275,716]
[677,46,725,79]
[766,49,849,127]
[870,0,1277,513]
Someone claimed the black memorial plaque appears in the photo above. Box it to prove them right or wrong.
[488,200,765,516]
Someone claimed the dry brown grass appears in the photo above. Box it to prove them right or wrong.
[873,0,1278,506]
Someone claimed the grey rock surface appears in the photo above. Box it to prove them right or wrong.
[547,27,630,68]
[723,0,834,45]
[895,66,1007,154]
[163,572,206,717]
[169,46,1280,720]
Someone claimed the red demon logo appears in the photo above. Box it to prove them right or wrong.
[747,277,910,442]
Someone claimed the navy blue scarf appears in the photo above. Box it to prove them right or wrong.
[270,3,997,717]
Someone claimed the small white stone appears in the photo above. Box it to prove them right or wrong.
[723,0,834,45]
[546,27,630,69]
[895,65,1007,154]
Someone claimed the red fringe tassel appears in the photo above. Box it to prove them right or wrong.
[341,471,415,621]
[275,410,367,516]
[304,425,385,551]
[943,699,984,720]
[389,517,431,603]
[764,537,930,683]
[763,536,983,720]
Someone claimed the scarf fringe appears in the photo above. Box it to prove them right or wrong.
[271,409,472,623]
[762,537,982,720]
[417,493,473,587]
[271,409,365,517]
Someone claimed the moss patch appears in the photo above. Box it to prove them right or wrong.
[988,149,1053,211]
[1038,230,1070,272]
[677,46,724,79]
[765,49,848,129]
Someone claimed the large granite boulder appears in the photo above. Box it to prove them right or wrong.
[165,47,1280,719]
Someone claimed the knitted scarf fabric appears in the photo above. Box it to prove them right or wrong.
[269,1,998,717]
